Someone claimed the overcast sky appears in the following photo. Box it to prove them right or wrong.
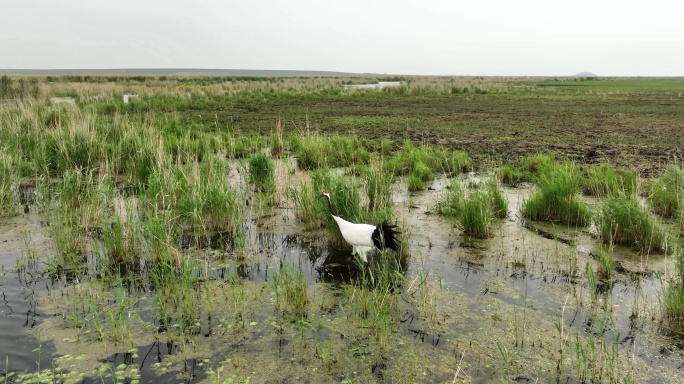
[1,0,682,76]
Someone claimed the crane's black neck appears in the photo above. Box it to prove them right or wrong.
[324,195,337,216]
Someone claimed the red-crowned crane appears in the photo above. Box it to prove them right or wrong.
[320,190,400,262]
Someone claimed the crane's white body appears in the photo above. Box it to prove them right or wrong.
[321,190,399,263]
[331,215,375,262]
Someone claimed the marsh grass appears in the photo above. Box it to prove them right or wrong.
[58,169,95,209]
[664,280,684,331]
[151,256,205,332]
[436,180,508,238]
[287,178,321,230]
[523,153,555,177]
[496,165,524,187]
[580,163,638,197]
[596,195,667,253]
[248,152,275,193]
[41,116,104,176]
[663,245,684,327]
[290,166,396,250]
[344,251,404,350]
[488,180,509,219]
[596,246,615,282]
[51,216,88,266]
[272,263,309,319]
[3,77,683,383]
[102,201,143,266]
[435,180,464,216]
[270,118,285,157]
[176,157,242,232]
[571,315,628,383]
[312,170,362,246]
[648,165,684,218]
[458,189,494,238]
[522,162,592,226]
[384,140,471,179]
[226,135,265,159]
[449,150,473,174]
[294,134,371,170]
[0,151,14,216]
[408,161,433,191]
[144,214,180,265]
[363,159,394,212]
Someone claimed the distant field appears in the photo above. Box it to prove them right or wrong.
[1,74,683,173]
[537,78,684,92]
[0,68,370,77]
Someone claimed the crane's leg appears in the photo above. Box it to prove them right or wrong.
[358,249,368,263]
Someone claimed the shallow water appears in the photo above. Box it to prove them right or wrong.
[0,214,56,374]
[343,81,402,90]
[1,173,684,383]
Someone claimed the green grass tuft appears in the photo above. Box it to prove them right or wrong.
[648,165,684,218]
[522,162,591,226]
[0,150,14,216]
[596,195,667,253]
[580,163,637,197]
[496,165,524,187]
[458,189,494,238]
[436,179,508,238]
[248,152,275,193]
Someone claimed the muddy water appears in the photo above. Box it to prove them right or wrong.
[1,173,684,382]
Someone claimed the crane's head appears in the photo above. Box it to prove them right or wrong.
[320,190,331,199]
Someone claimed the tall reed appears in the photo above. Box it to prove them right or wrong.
[0,150,14,216]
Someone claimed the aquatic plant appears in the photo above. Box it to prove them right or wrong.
[407,160,433,191]
[580,163,637,197]
[292,134,371,170]
[522,153,555,178]
[522,162,592,226]
[363,159,394,212]
[596,246,615,282]
[344,251,404,350]
[458,189,494,238]
[248,152,275,193]
[449,150,473,174]
[596,195,667,253]
[0,150,14,216]
[435,180,464,216]
[488,179,509,219]
[648,165,684,218]
[384,140,462,178]
[272,263,309,319]
[435,180,507,238]
[288,177,322,230]
[496,165,524,187]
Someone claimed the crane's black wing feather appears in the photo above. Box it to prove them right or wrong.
[371,222,400,251]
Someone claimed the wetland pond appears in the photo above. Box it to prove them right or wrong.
[1,170,683,383]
